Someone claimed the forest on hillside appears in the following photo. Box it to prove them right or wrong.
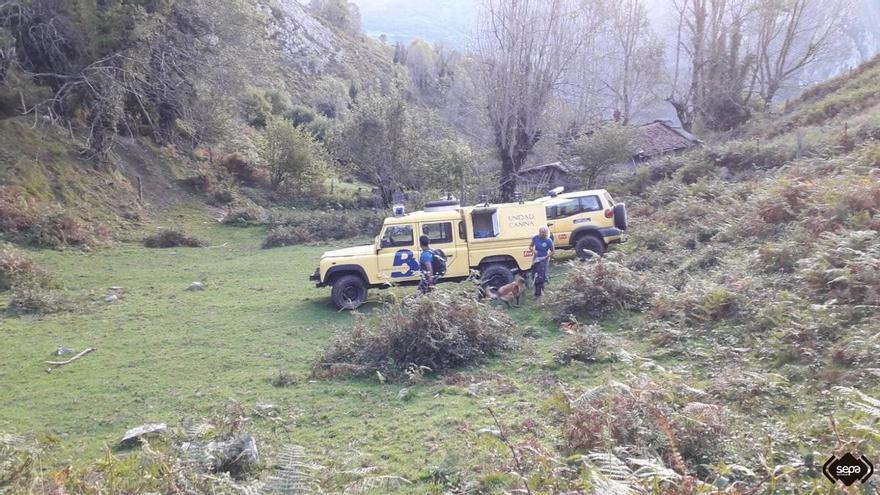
[1,0,876,210]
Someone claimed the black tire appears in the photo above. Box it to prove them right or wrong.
[575,235,605,260]
[331,275,368,310]
[613,203,628,231]
[480,264,514,290]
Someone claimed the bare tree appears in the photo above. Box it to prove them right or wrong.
[751,0,847,107]
[476,0,584,201]
[666,0,754,131]
[1,0,264,158]
[600,0,665,124]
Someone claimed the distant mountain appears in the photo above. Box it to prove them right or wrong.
[355,0,880,64]
[354,0,477,46]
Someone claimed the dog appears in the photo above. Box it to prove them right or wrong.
[485,275,529,308]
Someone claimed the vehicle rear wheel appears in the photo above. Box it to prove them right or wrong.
[575,235,605,260]
[480,264,514,290]
[331,275,368,310]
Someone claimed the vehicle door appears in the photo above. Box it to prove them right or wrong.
[377,224,421,283]
[419,220,468,278]
[574,195,604,227]
[545,197,582,248]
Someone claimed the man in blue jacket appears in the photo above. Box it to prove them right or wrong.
[418,235,435,294]
[529,226,554,298]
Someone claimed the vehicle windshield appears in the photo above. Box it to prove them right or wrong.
[380,224,414,247]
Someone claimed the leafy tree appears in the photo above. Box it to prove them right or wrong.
[262,116,327,190]
[242,86,273,127]
[332,81,473,205]
[308,76,351,119]
[309,0,361,33]
[406,38,437,94]
[569,123,639,188]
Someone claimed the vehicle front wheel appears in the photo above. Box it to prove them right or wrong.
[480,264,514,290]
[331,275,368,310]
[575,235,605,260]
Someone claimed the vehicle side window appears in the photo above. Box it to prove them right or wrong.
[458,221,466,240]
[422,222,453,244]
[381,225,414,247]
[547,199,580,219]
[604,192,615,206]
[579,195,602,212]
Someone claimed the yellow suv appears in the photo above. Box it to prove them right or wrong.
[310,199,548,309]
[536,189,627,259]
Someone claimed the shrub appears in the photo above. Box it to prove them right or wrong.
[564,378,669,452]
[0,186,36,234]
[284,104,316,126]
[546,259,657,320]
[272,368,298,387]
[831,320,880,367]
[857,141,880,167]
[675,157,717,184]
[262,116,328,190]
[0,186,105,248]
[262,210,384,248]
[143,229,207,248]
[211,187,236,205]
[652,282,745,325]
[756,243,800,273]
[262,225,308,247]
[180,173,218,194]
[552,325,604,365]
[313,289,516,379]
[0,244,51,291]
[705,139,794,172]
[22,211,99,248]
[798,230,880,305]
[7,285,71,315]
[218,153,269,187]
[669,402,729,471]
[222,205,268,226]
[564,378,729,472]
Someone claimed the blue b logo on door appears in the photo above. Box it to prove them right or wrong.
[392,249,419,278]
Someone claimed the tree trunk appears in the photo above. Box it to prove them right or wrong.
[499,151,517,202]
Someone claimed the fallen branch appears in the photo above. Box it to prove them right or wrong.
[487,407,532,495]
[45,347,96,371]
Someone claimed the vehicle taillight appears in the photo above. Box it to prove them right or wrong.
[604,208,613,218]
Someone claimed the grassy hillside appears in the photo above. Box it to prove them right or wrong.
[1,46,879,495]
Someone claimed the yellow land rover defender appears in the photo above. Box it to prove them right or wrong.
[536,188,627,259]
[309,199,549,309]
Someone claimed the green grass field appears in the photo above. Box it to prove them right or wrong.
[0,206,636,490]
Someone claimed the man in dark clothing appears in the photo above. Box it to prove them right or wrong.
[529,226,555,298]
[418,235,435,294]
